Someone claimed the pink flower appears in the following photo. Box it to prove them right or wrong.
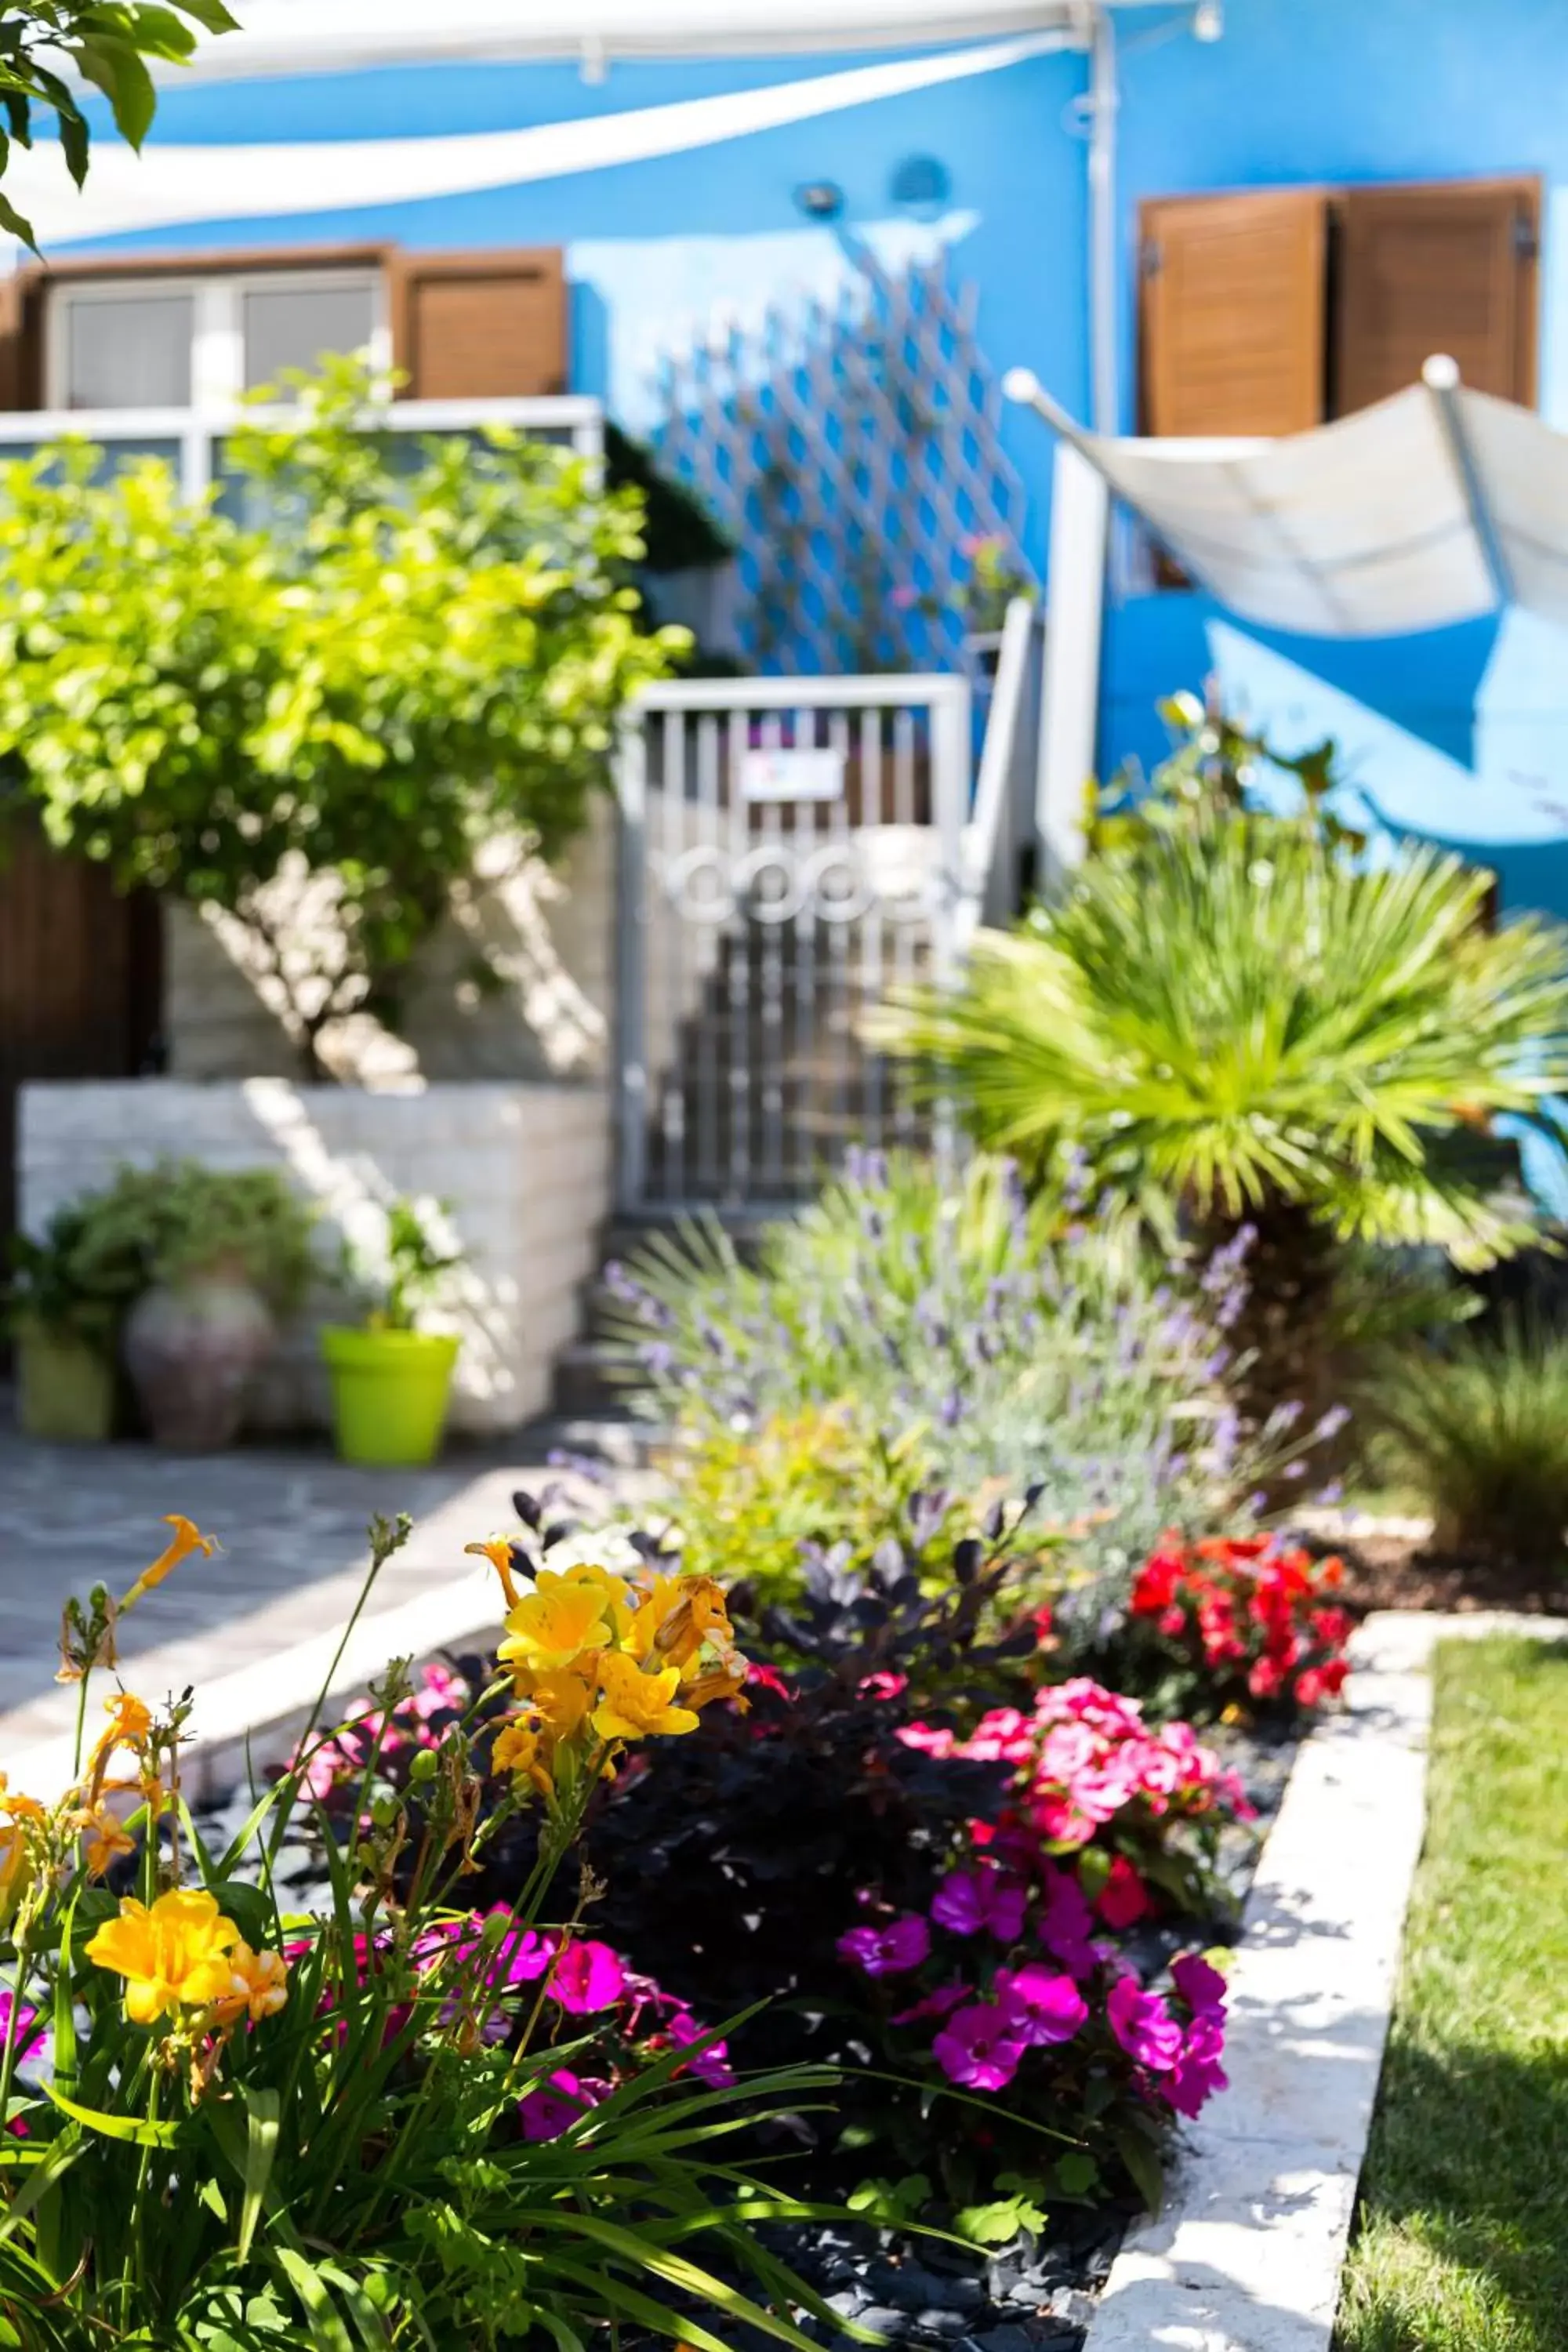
[932,2001,1029,2091]
[896,1720,957,1758]
[665,2008,735,2087]
[1106,1976,1185,2073]
[1097,1856,1152,1929]
[993,1963,1087,2047]
[931,1866,1026,1943]
[837,1914,931,1977]
[890,584,920,611]
[485,1916,559,1987]
[746,1661,795,1702]
[858,1671,909,1702]
[891,1981,971,2026]
[519,2068,604,2140]
[550,1939,626,2014]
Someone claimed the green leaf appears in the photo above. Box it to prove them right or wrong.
[275,2245,356,2352]
[1053,2151,1100,2197]
[953,2191,1048,2246]
[0,189,36,252]
[172,0,241,30]
[54,100,89,187]
[238,2087,280,2264]
[1112,2122,1167,2220]
[44,2085,185,2147]
[68,37,157,150]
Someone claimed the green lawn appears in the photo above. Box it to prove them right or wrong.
[1335,1636,1568,2352]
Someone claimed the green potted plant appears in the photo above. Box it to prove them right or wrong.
[320,1195,464,1466]
[3,1196,143,1443]
[85,1160,317,1451]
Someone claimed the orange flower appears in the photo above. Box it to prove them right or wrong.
[122,1515,218,1610]
[213,1942,289,2025]
[77,1802,136,1878]
[85,1889,239,2026]
[492,1718,554,1799]
[466,1536,524,1610]
[87,1690,154,1798]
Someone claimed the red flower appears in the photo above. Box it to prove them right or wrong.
[1096,1854,1152,1929]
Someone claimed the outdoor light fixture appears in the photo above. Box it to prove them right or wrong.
[890,154,951,217]
[1192,0,1224,39]
[793,180,845,221]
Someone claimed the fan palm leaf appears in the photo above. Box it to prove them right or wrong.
[874,821,1568,1261]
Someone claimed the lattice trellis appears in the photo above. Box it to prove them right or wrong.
[652,244,1034,677]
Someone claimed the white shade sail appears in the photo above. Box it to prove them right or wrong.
[1007,365,1568,639]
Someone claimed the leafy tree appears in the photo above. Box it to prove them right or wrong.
[877,810,1568,1422]
[0,360,682,1076]
[0,2,234,246]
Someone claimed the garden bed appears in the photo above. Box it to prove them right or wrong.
[194,1702,1301,2352]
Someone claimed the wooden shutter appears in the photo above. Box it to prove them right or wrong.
[1333,177,1540,415]
[390,250,568,399]
[1139,189,1327,436]
[0,268,45,411]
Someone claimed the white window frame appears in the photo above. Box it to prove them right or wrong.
[44,265,394,416]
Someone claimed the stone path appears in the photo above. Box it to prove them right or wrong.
[0,1419,640,1760]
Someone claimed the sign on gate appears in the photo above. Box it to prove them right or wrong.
[614,673,971,1214]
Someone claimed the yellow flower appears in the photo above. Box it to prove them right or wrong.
[499,1566,620,1675]
[77,1802,136,1879]
[85,1888,240,2026]
[492,1718,554,1798]
[213,1942,289,2025]
[87,1691,154,1797]
[0,1826,31,1925]
[658,1577,736,1671]
[517,1669,593,1746]
[465,1535,523,1610]
[591,1653,700,1741]
[122,1515,218,1609]
[0,1773,45,1827]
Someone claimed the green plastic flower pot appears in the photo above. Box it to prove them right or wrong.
[319,1326,460,1468]
[15,1321,116,1444]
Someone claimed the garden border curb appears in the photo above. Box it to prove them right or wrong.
[1083,1608,1568,2352]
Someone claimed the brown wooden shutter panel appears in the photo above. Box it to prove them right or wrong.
[390,249,568,399]
[0,268,45,411]
[1139,189,1327,436]
[1332,178,1539,416]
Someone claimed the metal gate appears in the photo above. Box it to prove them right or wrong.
[615,673,971,1212]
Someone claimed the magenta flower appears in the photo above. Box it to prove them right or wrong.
[485,1915,558,1987]
[993,1963,1087,2047]
[837,1914,931,1977]
[1036,1866,1098,1977]
[1106,1976,1185,2073]
[891,1980,971,2026]
[0,1992,42,2060]
[890,584,920,611]
[1163,2013,1229,2118]
[519,2068,604,2141]
[666,2008,735,2087]
[1171,1953,1229,2019]
[550,1939,626,2014]
[932,2001,1029,2091]
[931,1866,1026,1943]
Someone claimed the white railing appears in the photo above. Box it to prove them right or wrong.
[0,394,603,496]
[958,593,1044,950]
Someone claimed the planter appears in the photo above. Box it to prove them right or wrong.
[320,1326,460,1467]
[14,1321,116,1444]
[123,1270,275,1452]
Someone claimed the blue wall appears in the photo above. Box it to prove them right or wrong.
[45,1,1568,909]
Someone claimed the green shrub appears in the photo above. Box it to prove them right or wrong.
[72,1160,318,1312]
[1369,1316,1568,1566]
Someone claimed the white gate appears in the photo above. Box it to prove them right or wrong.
[615,673,971,1212]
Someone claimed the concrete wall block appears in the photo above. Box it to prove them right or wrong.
[17,1079,606,1436]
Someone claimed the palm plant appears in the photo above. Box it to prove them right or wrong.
[875,818,1568,1421]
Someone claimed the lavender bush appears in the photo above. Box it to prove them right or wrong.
[605,1152,1328,1629]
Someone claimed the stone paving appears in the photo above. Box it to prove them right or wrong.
[0,1417,637,1756]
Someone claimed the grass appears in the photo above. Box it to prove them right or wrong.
[1334,1636,1568,2352]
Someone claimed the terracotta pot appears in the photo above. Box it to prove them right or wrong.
[123,1269,275,1452]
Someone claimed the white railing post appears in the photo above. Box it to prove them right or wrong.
[1036,440,1109,887]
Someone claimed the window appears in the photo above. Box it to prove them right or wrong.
[46,267,388,412]
[1138,174,1541,437]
